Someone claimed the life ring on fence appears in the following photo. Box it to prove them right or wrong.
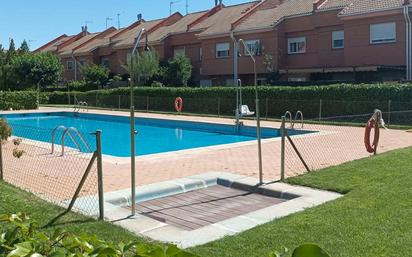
[174,97,183,112]
[364,116,380,153]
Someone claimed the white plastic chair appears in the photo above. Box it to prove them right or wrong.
[240,105,255,116]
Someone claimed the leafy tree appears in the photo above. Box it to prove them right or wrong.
[19,40,30,53]
[165,55,192,86]
[11,52,63,90]
[263,53,279,84]
[123,48,160,86]
[8,39,15,53]
[80,64,109,89]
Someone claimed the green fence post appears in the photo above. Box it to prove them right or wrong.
[280,116,286,181]
[265,98,269,120]
[146,96,149,112]
[95,130,104,220]
[319,99,323,121]
[387,99,391,127]
[217,97,221,117]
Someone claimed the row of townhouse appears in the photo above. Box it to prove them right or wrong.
[36,0,412,86]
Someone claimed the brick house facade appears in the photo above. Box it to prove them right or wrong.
[35,0,412,85]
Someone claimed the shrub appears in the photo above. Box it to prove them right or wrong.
[81,64,109,89]
[45,83,412,120]
[164,55,192,87]
[0,119,12,142]
[0,91,47,110]
[0,213,198,257]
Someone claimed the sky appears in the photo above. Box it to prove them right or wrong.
[0,0,250,51]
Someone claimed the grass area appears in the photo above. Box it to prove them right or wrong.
[190,147,412,257]
[1,147,412,257]
[0,182,147,245]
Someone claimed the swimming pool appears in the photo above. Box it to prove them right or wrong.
[1,112,307,157]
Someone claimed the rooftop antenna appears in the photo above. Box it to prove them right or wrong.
[117,13,121,29]
[186,0,189,14]
[105,17,113,29]
[169,0,181,15]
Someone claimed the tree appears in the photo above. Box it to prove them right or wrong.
[19,40,30,53]
[165,55,192,86]
[11,52,63,90]
[80,64,109,89]
[8,39,15,52]
[263,54,279,84]
[123,48,160,86]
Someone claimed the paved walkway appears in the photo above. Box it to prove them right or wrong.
[2,108,412,203]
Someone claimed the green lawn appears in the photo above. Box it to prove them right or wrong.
[0,182,147,245]
[190,147,412,257]
[1,147,412,257]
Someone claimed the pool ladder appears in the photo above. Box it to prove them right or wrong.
[73,96,89,112]
[284,111,304,129]
[51,125,92,156]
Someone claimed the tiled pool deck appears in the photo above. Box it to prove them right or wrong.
[1,107,412,201]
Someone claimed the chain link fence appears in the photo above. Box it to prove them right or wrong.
[0,123,104,218]
[65,93,412,126]
[280,110,412,179]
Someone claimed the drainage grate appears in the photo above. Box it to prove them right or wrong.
[132,185,286,231]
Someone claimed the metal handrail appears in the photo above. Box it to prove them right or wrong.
[284,110,304,129]
[51,125,92,156]
[293,111,304,129]
[61,127,92,155]
[284,111,293,127]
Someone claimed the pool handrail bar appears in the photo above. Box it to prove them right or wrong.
[51,125,92,156]
[284,110,304,129]
[293,111,304,129]
[284,111,293,128]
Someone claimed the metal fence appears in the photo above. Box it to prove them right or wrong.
[67,94,412,126]
[3,96,412,219]
[279,110,412,180]
[0,123,104,219]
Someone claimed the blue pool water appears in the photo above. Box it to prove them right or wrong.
[1,112,306,157]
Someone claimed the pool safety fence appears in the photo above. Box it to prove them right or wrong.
[0,124,104,219]
[66,94,412,126]
[278,110,412,180]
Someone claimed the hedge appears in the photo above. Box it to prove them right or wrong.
[0,91,48,110]
[47,83,412,101]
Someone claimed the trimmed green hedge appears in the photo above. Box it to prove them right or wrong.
[48,83,412,101]
[0,91,48,110]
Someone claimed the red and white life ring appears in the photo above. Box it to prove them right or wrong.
[364,117,380,154]
[174,97,183,112]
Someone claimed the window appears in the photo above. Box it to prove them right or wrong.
[200,80,212,87]
[244,40,262,56]
[101,58,110,68]
[288,37,306,54]
[216,43,230,58]
[257,78,267,85]
[332,30,344,49]
[174,48,185,57]
[370,22,396,44]
[67,60,74,71]
[79,59,86,67]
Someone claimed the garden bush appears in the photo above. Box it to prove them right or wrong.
[45,83,412,120]
[0,213,198,257]
[0,91,47,110]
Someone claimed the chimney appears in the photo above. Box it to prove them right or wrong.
[219,0,223,6]
[215,0,218,5]
[81,26,88,36]
[137,13,142,21]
